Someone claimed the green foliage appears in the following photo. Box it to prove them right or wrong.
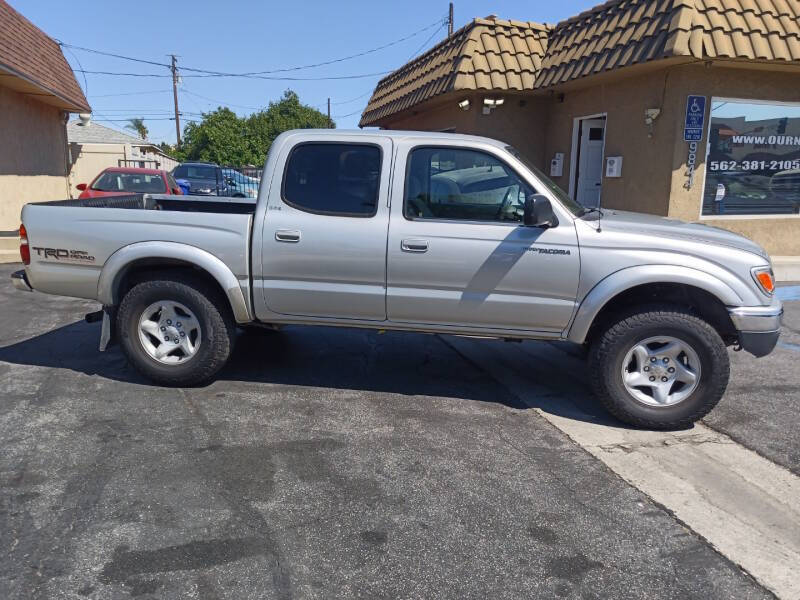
[179,90,332,165]
[126,118,149,140]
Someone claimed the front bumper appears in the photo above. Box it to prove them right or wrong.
[11,269,33,292]
[728,302,783,358]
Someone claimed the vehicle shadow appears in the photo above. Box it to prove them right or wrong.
[0,318,622,426]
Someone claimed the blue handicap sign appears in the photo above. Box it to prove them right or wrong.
[684,95,706,141]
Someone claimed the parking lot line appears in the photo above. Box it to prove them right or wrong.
[444,335,800,599]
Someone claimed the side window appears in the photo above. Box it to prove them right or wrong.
[283,143,381,217]
[173,166,187,179]
[405,147,532,223]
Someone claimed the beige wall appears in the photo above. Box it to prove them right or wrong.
[663,64,800,256]
[382,92,550,172]
[0,85,70,231]
[68,143,179,196]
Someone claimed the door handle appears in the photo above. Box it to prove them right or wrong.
[401,239,429,253]
[275,229,301,243]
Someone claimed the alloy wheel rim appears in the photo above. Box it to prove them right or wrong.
[137,300,201,365]
[621,336,701,407]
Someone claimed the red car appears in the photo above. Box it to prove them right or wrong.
[76,167,183,199]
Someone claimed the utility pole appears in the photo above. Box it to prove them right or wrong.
[327,97,331,128]
[448,2,454,37]
[170,54,181,147]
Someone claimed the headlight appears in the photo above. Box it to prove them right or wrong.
[751,266,775,296]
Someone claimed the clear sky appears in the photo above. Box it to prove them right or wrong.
[18,0,600,144]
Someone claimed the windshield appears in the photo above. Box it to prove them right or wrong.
[91,171,166,193]
[505,146,584,217]
[175,165,217,180]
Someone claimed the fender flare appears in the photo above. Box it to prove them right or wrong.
[97,241,251,323]
[566,264,743,344]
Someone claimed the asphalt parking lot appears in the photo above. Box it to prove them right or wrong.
[0,263,797,599]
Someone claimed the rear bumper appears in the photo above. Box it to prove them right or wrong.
[728,302,783,357]
[11,269,33,292]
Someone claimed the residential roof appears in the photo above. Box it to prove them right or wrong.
[359,17,550,126]
[67,121,149,145]
[0,0,90,112]
[361,0,800,125]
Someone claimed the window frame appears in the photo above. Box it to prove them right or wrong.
[699,96,800,221]
[280,141,383,218]
[402,144,535,226]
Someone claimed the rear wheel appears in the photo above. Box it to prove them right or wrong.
[588,305,729,429]
[117,275,235,386]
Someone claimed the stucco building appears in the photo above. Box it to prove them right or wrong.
[0,0,90,262]
[360,0,800,278]
[67,121,179,197]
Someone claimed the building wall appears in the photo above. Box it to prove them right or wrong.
[381,92,550,172]
[542,68,680,216]
[68,142,179,196]
[0,85,69,232]
[663,64,800,256]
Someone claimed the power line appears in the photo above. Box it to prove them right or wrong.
[331,90,373,106]
[57,17,447,78]
[90,89,173,98]
[332,108,364,119]
[180,88,265,111]
[73,68,394,81]
[407,22,448,62]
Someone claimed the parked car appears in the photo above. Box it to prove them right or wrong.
[221,168,259,198]
[12,130,782,430]
[171,162,229,196]
[76,167,182,198]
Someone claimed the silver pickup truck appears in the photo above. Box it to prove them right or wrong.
[11,130,782,429]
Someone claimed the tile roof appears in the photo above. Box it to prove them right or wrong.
[67,121,150,145]
[0,0,90,112]
[536,0,800,88]
[361,0,800,125]
[359,17,550,126]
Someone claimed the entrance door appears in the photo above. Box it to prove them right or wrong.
[575,117,606,208]
[259,136,392,321]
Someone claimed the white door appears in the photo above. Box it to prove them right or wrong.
[575,118,605,208]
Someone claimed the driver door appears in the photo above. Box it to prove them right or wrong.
[387,145,580,333]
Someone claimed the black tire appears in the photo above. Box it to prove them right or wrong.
[588,304,729,430]
[116,274,235,386]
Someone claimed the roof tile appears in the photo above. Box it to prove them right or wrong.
[0,0,89,111]
[362,0,800,125]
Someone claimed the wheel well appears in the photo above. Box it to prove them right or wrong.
[584,283,737,347]
[115,259,230,311]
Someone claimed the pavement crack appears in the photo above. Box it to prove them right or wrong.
[593,433,733,454]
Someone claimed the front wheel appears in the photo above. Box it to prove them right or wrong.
[588,305,730,429]
[117,275,235,386]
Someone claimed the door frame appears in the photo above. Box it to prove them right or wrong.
[568,113,608,201]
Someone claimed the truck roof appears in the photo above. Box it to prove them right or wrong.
[280,128,509,149]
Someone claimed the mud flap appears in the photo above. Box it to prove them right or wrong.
[99,306,116,351]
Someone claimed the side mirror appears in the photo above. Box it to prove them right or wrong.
[523,194,556,227]
[76,183,87,191]
[226,177,236,185]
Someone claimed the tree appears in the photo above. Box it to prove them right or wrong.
[179,90,331,165]
[126,118,149,140]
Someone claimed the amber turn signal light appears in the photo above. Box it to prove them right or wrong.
[752,267,775,295]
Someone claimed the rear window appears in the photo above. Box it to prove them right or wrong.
[174,165,217,180]
[91,171,166,193]
[282,143,381,216]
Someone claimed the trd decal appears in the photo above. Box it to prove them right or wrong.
[32,247,96,262]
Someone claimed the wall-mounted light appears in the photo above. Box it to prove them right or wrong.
[482,97,504,114]
[458,99,470,111]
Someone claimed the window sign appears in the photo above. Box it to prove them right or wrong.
[702,98,800,216]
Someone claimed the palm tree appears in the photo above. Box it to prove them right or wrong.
[125,118,148,140]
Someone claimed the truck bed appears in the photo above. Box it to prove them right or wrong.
[20,193,254,307]
[37,193,256,214]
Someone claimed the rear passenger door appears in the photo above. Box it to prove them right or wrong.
[259,135,391,321]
